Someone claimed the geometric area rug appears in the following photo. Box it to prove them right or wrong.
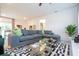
[4,40,72,56]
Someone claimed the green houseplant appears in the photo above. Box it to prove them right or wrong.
[66,24,77,37]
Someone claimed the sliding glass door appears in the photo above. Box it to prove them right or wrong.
[0,22,12,37]
[0,18,12,38]
[0,17,13,49]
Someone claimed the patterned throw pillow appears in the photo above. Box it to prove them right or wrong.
[13,28,22,36]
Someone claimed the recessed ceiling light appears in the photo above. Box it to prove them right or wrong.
[24,17,27,20]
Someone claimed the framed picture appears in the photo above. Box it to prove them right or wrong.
[29,25,36,30]
[17,25,22,29]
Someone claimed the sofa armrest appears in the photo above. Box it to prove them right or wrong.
[0,38,4,46]
[8,35,20,47]
[52,34,60,41]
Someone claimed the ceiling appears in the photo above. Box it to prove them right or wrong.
[0,3,78,20]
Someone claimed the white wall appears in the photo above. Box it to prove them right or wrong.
[14,19,28,29]
[25,17,47,30]
[25,19,40,30]
[31,6,78,40]
[45,6,78,40]
[78,6,79,34]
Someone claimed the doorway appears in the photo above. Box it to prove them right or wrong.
[0,17,13,49]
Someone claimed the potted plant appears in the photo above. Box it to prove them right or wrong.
[66,24,77,40]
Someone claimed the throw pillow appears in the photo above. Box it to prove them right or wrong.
[13,28,22,36]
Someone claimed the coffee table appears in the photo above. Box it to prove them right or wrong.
[28,38,52,56]
[28,43,41,56]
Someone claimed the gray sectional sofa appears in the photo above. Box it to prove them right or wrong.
[8,30,60,48]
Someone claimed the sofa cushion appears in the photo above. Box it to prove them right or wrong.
[21,29,29,36]
[13,28,22,36]
[44,31,53,35]
[32,34,42,38]
[19,34,41,42]
[20,36,33,41]
[32,30,37,34]
[27,30,34,35]
[36,30,42,34]
[31,30,37,34]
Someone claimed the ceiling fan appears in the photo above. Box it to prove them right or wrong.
[39,3,52,6]
[39,3,42,6]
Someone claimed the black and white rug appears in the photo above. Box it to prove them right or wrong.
[4,40,72,56]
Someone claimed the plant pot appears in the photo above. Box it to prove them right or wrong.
[68,37,73,40]
[66,36,74,42]
[74,35,79,43]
